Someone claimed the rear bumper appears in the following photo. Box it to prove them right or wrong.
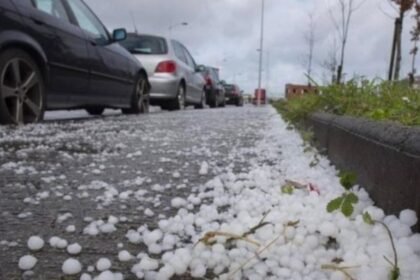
[225,95,241,104]
[149,74,179,100]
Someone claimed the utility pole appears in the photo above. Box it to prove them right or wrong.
[257,0,265,106]
[266,50,270,97]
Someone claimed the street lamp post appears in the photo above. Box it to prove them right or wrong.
[257,0,265,106]
[168,22,188,37]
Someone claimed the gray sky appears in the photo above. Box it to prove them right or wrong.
[86,0,420,97]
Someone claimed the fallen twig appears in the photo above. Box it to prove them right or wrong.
[228,220,300,279]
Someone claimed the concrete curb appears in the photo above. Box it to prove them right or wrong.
[308,112,420,231]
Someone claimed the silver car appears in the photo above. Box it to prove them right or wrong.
[121,34,206,110]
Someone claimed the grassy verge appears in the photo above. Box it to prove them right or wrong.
[273,79,420,126]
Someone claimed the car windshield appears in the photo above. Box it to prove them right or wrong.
[120,35,168,55]
[224,85,235,91]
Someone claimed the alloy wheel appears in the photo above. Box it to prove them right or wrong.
[178,86,185,110]
[1,58,43,125]
[136,78,149,113]
[201,91,206,108]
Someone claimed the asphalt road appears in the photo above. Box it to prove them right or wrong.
[0,105,270,279]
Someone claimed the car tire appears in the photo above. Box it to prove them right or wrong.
[122,72,149,115]
[209,93,218,109]
[0,48,45,125]
[169,84,185,111]
[195,90,206,109]
[86,107,104,116]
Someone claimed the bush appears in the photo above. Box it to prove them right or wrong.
[273,79,420,126]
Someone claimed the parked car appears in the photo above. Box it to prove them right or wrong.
[0,0,150,125]
[120,33,206,110]
[199,65,225,108]
[223,84,243,106]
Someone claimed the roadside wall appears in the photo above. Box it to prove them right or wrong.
[308,112,420,232]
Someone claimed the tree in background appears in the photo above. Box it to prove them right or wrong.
[329,0,364,84]
[409,1,420,85]
[321,37,339,84]
[388,0,415,81]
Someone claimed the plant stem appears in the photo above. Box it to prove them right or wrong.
[376,221,398,269]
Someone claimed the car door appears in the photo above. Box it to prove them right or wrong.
[181,44,204,103]
[171,40,192,97]
[65,0,133,105]
[13,0,90,108]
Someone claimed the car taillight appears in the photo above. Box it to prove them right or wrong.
[205,76,213,86]
[155,60,177,73]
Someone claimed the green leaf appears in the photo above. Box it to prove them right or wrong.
[347,192,359,204]
[339,171,357,190]
[281,184,294,195]
[390,267,400,280]
[363,212,375,225]
[327,196,344,213]
[341,197,354,217]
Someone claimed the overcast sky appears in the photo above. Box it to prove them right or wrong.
[86,0,419,97]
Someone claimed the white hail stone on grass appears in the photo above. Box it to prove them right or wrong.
[199,161,209,175]
[96,258,112,271]
[139,255,159,270]
[144,208,154,217]
[95,270,124,280]
[67,243,82,255]
[18,255,37,270]
[66,225,76,233]
[118,250,133,262]
[80,273,92,280]
[400,209,418,227]
[170,197,187,208]
[62,258,82,275]
[27,236,44,251]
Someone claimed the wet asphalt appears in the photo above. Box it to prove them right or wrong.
[0,105,271,280]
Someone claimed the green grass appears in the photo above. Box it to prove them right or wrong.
[273,79,420,126]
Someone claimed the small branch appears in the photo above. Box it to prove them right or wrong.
[227,221,299,279]
[321,264,359,280]
[195,231,260,248]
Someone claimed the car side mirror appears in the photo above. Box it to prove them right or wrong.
[196,65,205,73]
[112,28,127,42]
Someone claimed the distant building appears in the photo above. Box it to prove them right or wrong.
[285,84,318,99]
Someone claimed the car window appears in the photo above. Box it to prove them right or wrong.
[172,41,188,65]
[181,45,196,69]
[66,0,109,44]
[210,69,219,81]
[224,85,235,91]
[33,0,70,22]
[120,35,168,55]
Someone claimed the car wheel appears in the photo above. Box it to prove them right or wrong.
[0,49,45,125]
[209,93,218,108]
[195,90,206,109]
[86,107,104,116]
[122,72,149,114]
[169,84,185,111]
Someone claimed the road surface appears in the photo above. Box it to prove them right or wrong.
[1,105,419,280]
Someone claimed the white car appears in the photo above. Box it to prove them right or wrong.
[121,34,206,110]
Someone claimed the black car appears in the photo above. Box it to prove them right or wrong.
[223,83,243,106]
[200,66,225,108]
[0,0,150,125]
